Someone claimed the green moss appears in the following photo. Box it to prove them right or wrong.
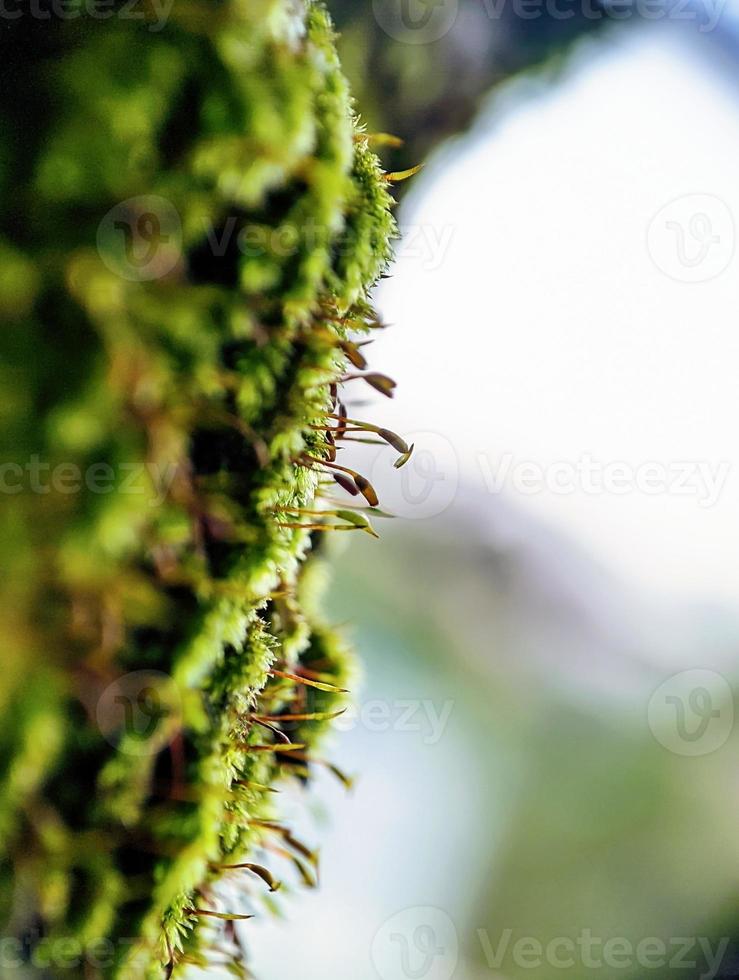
[0,1,395,975]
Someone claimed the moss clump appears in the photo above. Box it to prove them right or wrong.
[0,1,395,975]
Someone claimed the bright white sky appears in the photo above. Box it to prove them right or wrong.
[374,24,739,608]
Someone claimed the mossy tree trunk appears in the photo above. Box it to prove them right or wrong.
[0,2,395,975]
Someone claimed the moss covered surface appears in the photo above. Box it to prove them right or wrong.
[0,1,396,974]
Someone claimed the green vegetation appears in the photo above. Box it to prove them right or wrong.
[0,1,396,974]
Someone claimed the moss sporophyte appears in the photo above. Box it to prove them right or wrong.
[0,1,419,976]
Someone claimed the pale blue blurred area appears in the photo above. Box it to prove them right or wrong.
[248,18,739,980]
[246,556,506,979]
[245,516,739,978]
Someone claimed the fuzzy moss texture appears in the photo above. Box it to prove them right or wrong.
[0,1,396,976]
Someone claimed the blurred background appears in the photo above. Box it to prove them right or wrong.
[247,5,739,980]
